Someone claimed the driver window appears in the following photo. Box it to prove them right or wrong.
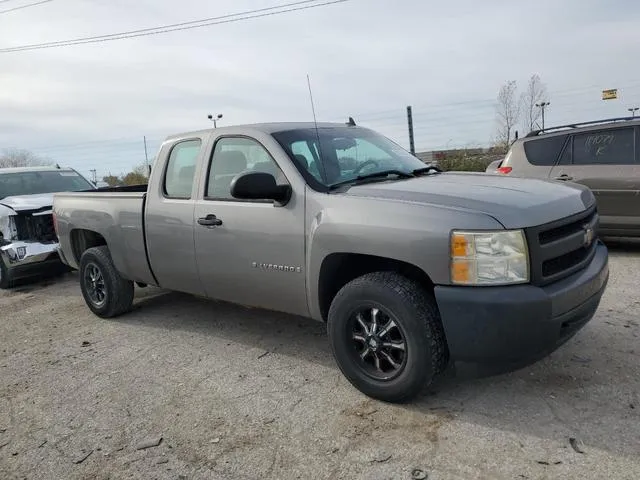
[206,137,287,200]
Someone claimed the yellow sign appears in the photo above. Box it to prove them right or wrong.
[602,89,617,100]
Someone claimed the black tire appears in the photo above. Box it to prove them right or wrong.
[327,271,448,403]
[0,261,15,289]
[79,246,134,318]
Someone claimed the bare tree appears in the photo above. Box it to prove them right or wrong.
[495,80,520,152]
[520,74,549,133]
[0,148,51,168]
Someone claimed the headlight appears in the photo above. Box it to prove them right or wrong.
[450,229,529,285]
[0,215,17,244]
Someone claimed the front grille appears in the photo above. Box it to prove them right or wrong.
[539,216,593,245]
[525,205,598,286]
[14,214,57,243]
[542,246,591,277]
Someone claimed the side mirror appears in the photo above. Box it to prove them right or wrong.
[230,172,291,204]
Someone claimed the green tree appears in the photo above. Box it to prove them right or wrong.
[120,164,148,186]
[102,174,122,187]
[435,149,500,172]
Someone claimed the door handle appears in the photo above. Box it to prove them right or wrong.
[197,214,223,227]
[555,174,574,181]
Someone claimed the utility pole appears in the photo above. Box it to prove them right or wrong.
[628,107,639,118]
[207,113,223,128]
[407,106,415,155]
[536,101,550,130]
[89,169,97,184]
[143,136,150,177]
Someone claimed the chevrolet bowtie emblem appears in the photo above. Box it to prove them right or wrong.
[583,225,594,247]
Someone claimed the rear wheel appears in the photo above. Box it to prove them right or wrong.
[327,271,448,403]
[79,246,134,318]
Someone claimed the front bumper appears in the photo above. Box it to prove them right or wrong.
[0,240,63,279]
[434,240,609,366]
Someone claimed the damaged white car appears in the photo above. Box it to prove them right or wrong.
[0,166,96,288]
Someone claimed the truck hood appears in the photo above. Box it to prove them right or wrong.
[344,172,595,229]
[0,193,54,214]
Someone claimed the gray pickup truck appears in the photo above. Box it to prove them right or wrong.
[53,122,609,402]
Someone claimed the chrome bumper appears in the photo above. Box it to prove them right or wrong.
[0,240,60,269]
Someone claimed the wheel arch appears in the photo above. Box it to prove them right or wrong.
[70,229,107,265]
[317,252,436,323]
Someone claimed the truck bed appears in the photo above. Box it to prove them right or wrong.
[53,189,156,286]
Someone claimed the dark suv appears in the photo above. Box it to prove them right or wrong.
[494,117,640,238]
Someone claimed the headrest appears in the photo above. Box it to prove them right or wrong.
[294,154,309,166]
[178,165,195,182]
[252,161,278,175]
[215,150,247,175]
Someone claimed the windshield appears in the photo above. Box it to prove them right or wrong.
[271,127,426,189]
[0,170,94,200]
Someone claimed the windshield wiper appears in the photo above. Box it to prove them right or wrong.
[412,165,442,175]
[328,170,414,190]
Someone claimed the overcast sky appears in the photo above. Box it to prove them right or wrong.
[1,0,639,179]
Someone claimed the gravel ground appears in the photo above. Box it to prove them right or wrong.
[1,245,639,480]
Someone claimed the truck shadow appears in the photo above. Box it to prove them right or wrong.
[119,287,638,459]
[126,289,333,366]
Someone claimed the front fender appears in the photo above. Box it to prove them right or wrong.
[305,193,503,321]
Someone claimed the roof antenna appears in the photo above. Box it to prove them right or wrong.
[306,74,328,183]
[346,116,356,126]
[306,74,320,130]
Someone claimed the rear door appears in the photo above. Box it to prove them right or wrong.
[145,137,208,295]
[549,126,640,236]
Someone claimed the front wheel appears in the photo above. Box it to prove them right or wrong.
[79,246,134,318]
[327,271,448,403]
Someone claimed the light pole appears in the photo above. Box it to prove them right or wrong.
[628,107,639,118]
[536,101,550,130]
[207,113,223,128]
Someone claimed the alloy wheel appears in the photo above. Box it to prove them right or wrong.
[349,306,407,380]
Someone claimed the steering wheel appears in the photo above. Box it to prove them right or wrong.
[351,159,380,176]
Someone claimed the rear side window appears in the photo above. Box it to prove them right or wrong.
[164,139,202,198]
[523,134,568,166]
[572,128,635,165]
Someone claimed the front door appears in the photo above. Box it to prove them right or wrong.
[193,135,308,317]
[549,126,640,235]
